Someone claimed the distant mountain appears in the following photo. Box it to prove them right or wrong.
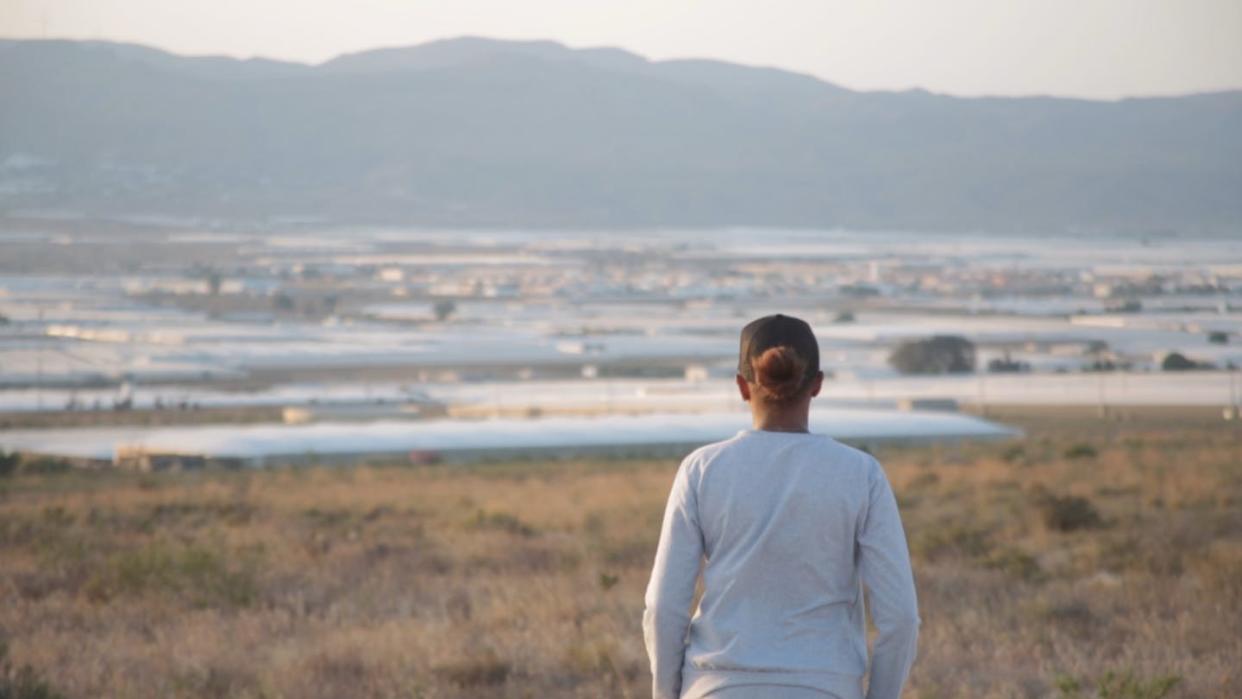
[1,37,1239,232]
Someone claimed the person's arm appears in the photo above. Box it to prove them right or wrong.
[643,455,704,699]
[857,458,920,699]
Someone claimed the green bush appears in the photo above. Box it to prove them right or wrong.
[1161,352,1207,371]
[1056,669,1181,699]
[84,541,258,608]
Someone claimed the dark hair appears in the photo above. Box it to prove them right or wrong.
[750,345,812,403]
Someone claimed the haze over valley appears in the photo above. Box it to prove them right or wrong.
[2,37,1240,233]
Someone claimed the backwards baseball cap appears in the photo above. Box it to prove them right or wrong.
[737,313,820,381]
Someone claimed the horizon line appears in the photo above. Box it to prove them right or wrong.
[4,32,1242,103]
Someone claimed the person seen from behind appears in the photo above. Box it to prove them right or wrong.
[643,314,920,699]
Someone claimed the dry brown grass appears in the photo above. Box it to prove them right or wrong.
[1,415,1239,698]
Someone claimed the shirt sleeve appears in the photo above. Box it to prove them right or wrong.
[858,458,921,699]
[643,454,705,699]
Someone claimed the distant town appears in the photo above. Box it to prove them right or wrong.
[1,220,1239,466]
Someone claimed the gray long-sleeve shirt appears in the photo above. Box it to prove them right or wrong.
[643,429,920,699]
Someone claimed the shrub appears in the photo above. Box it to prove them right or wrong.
[470,509,537,538]
[889,335,976,375]
[988,352,1030,373]
[1106,299,1143,313]
[0,452,18,478]
[1161,352,1208,371]
[432,653,510,687]
[1038,494,1103,532]
[1042,601,1096,634]
[912,522,993,560]
[1063,443,1098,460]
[12,456,73,476]
[83,541,258,608]
[1098,671,1181,699]
[1056,669,1181,699]
[272,292,295,311]
[565,639,622,678]
[433,299,457,322]
[170,664,258,698]
[906,471,941,489]
[1001,444,1026,464]
[986,547,1042,581]
[0,640,67,699]
[597,538,653,567]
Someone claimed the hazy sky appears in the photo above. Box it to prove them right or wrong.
[3,0,1241,99]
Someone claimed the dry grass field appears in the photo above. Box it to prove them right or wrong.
[1,412,1239,698]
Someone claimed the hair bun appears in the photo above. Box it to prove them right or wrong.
[751,346,809,401]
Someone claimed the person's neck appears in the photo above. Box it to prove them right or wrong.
[752,410,810,433]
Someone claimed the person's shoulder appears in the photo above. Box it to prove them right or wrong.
[682,434,744,463]
[815,435,885,477]
[679,432,748,471]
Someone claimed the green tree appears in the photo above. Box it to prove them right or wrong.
[433,300,457,322]
[889,335,976,375]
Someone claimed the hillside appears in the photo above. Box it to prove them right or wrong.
[1,411,1238,697]
[2,37,1240,232]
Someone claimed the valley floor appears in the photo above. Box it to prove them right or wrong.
[1,410,1239,698]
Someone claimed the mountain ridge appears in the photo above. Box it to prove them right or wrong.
[1,37,1239,232]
